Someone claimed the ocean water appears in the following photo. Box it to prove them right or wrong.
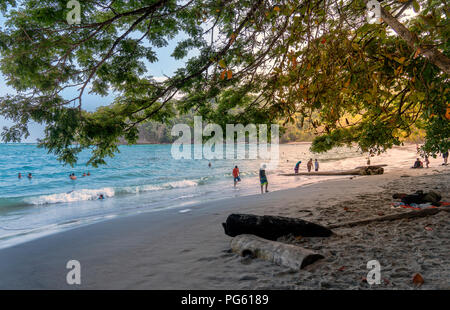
[0,143,420,249]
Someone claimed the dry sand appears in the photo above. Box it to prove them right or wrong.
[0,165,448,289]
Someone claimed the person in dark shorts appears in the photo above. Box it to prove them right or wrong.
[232,166,240,188]
[259,164,268,194]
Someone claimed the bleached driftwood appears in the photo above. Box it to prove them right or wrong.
[222,213,333,240]
[231,234,324,269]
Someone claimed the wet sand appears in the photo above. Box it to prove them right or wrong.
[0,166,448,289]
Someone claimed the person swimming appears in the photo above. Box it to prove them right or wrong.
[82,173,87,177]
[27,173,32,179]
[69,173,77,180]
[18,173,22,179]
[98,194,105,200]
[87,171,91,176]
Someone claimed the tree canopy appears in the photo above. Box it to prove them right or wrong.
[0,0,448,166]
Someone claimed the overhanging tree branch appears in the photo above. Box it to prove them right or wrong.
[380,5,450,74]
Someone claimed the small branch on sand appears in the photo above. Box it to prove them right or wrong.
[223,214,333,240]
[328,207,448,229]
[231,234,324,270]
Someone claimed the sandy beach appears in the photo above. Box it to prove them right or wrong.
[0,165,448,290]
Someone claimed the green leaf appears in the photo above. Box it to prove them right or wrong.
[412,1,420,13]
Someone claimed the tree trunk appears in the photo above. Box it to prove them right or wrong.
[222,214,333,240]
[380,6,450,74]
[231,234,324,269]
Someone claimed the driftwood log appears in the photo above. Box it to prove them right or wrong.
[231,234,324,269]
[354,164,388,169]
[280,166,384,176]
[328,207,446,229]
[222,214,333,240]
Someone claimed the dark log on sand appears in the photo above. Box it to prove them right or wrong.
[354,164,388,169]
[280,166,384,176]
[231,234,324,269]
[222,214,333,240]
[328,207,446,229]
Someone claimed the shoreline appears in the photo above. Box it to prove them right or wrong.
[0,166,448,289]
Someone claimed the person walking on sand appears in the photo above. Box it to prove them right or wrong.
[443,150,449,165]
[314,159,319,171]
[294,161,301,174]
[307,158,313,172]
[232,166,240,188]
[260,164,268,194]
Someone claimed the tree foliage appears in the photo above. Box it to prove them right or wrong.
[0,0,448,166]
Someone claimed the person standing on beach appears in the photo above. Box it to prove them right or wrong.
[260,164,268,194]
[424,155,430,168]
[294,161,301,174]
[232,166,240,188]
[307,158,313,172]
[443,150,449,165]
[314,159,319,171]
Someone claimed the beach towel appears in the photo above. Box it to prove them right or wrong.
[391,201,450,210]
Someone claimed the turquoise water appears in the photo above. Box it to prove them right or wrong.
[0,143,416,249]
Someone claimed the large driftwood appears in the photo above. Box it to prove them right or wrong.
[222,213,333,240]
[354,164,388,169]
[280,167,384,176]
[328,207,445,229]
[231,234,324,269]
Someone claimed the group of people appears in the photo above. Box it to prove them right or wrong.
[412,149,449,169]
[18,173,32,179]
[294,158,319,173]
[69,172,91,180]
[232,164,269,194]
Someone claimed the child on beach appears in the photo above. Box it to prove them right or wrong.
[232,166,240,188]
[314,159,319,171]
[260,164,268,194]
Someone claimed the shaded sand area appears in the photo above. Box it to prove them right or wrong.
[0,166,448,289]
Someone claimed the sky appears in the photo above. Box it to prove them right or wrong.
[0,11,190,143]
